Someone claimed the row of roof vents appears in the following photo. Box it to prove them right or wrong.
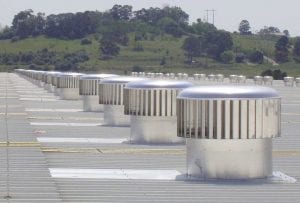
[16,69,286,179]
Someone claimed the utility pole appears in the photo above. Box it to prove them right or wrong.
[205,10,209,23]
[205,9,216,25]
[212,9,215,25]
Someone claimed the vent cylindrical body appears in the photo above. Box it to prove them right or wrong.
[215,74,224,82]
[237,75,246,83]
[177,73,188,80]
[296,78,300,87]
[57,73,84,100]
[124,80,193,144]
[44,72,61,93]
[155,73,164,78]
[79,74,118,111]
[131,72,138,77]
[165,73,176,79]
[207,74,215,81]
[99,77,146,126]
[254,75,263,85]
[177,86,281,179]
[193,74,200,80]
[283,76,294,87]
[34,71,46,87]
[229,74,238,83]
[146,72,155,78]
[139,72,145,77]
[263,76,273,85]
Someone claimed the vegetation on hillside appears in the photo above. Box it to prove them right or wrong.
[0,5,299,77]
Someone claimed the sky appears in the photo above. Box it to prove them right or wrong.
[0,0,299,36]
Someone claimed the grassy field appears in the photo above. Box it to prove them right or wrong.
[0,34,299,77]
[232,34,279,57]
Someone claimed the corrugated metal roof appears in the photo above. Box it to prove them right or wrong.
[1,73,300,202]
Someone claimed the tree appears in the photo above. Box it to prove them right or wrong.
[109,4,133,21]
[182,36,201,64]
[235,53,245,63]
[100,37,120,59]
[293,38,300,62]
[201,30,233,60]
[261,69,287,80]
[0,26,15,40]
[238,20,251,35]
[133,6,188,26]
[158,17,184,37]
[192,18,216,35]
[12,9,35,38]
[220,51,234,63]
[258,26,280,35]
[247,50,264,64]
[283,30,290,37]
[275,36,289,50]
[134,7,164,25]
[274,36,289,63]
[161,6,189,24]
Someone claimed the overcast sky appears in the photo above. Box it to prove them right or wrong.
[0,0,299,36]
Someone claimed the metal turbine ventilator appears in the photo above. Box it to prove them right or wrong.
[124,79,193,144]
[254,76,263,85]
[43,71,61,93]
[263,76,273,85]
[177,86,281,179]
[98,76,146,126]
[79,74,117,112]
[296,77,300,87]
[283,76,294,87]
[56,72,84,100]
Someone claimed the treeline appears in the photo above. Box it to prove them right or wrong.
[0,5,191,40]
[0,5,235,63]
[0,49,89,71]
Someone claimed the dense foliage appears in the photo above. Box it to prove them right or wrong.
[0,4,298,73]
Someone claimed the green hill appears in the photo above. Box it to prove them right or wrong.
[0,34,300,77]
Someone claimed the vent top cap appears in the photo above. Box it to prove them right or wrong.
[178,85,280,100]
[125,79,193,89]
[80,74,118,80]
[100,76,146,84]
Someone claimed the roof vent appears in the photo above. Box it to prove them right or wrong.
[177,73,188,80]
[283,76,294,87]
[229,75,238,83]
[165,73,176,79]
[33,71,46,87]
[146,72,155,78]
[207,74,215,81]
[177,86,281,179]
[44,72,61,93]
[155,73,164,78]
[193,74,206,81]
[99,77,146,126]
[215,74,224,82]
[79,74,117,111]
[263,76,273,85]
[254,76,263,85]
[124,80,193,144]
[296,77,300,87]
[51,72,64,95]
[57,73,84,100]
[237,75,246,83]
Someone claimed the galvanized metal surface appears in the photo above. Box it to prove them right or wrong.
[0,73,61,202]
[177,86,281,139]
[124,80,192,144]
[99,77,145,106]
[1,73,300,202]
[79,74,118,96]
